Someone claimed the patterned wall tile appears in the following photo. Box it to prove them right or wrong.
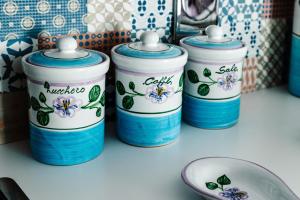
[242,57,257,93]
[0,0,87,40]
[0,38,37,92]
[131,0,173,41]
[86,0,133,33]
[218,0,263,58]
[257,18,290,89]
[263,0,294,19]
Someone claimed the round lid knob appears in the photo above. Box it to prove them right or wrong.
[141,31,160,48]
[57,37,78,53]
[206,25,224,41]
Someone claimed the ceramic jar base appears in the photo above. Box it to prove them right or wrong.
[289,34,300,97]
[116,108,181,147]
[30,120,104,166]
[183,94,240,129]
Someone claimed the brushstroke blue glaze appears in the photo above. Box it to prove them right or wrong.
[115,44,183,59]
[30,120,104,166]
[183,94,240,129]
[27,51,104,68]
[289,34,300,97]
[116,108,181,147]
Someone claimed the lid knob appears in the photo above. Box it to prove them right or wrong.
[206,25,223,41]
[141,31,160,48]
[57,37,78,53]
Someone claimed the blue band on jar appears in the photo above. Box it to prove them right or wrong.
[289,34,300,97]
[183,94,240,129]
[116,108,181,147]
[30,120,105,166]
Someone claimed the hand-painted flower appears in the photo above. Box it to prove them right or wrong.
[217,72,238,91]
[219,187,249,200]
[145,84,174,104]
[53,96,82,118]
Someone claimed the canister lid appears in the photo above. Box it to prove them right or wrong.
[180,25,247,63]
[181,25,243,50]
[26,37,104,68]
[22,37,110,82]
[112,31,188,73]
[114,31,183,59]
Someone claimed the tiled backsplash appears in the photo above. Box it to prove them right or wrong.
[0,0,295,143]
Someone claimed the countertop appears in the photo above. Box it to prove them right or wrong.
[0,86,300,200]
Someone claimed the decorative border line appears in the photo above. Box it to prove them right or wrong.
[117,105,182,115]
[183,92,241,101]
[30,119,104,131]
[188,58,243,66]
[28,75,105,87]
[116,66,184,76]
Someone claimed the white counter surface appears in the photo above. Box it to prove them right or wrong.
[0,86,300,200]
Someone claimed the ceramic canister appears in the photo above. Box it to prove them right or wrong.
[180,25,247,129]
[22,37,110,165]
[112,32,188,147]
[289,0,300,97]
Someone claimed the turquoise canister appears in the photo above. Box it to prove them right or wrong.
[112,32,188,147]
[180,25,247,129]
[22,37,110,165]
[289,0,300,96]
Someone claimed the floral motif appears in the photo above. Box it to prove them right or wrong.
[206,174,249,200]
[219,187,249,200]
[53,96,82,118]
[217,72,238,91]
[145,84,174,104]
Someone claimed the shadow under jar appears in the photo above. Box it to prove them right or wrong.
[180,25,247,129]
[22,37,110,165]
[112,32,188,147]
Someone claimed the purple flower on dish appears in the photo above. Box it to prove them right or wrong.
[219,187,249,200]
[53,96,82,118]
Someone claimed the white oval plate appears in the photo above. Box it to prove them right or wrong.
[181,157,299,200]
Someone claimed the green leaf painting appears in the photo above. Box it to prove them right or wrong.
[116,80,145,110]
[116,81,126,95]
[82,85,105,117]
[203,68,211,77]
[187,70,200,83]
[186,69,217,96]
[30,92,54,126]
[89,85,101,102]
[122,95,134,110]
[198,84,210,96]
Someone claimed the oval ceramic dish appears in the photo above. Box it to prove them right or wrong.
[288,0,300,97]
[22,37,110,165]
[112,31,188,147]
[180,25,247,129]
[182,157,300,200]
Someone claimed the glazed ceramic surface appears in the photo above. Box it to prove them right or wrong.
[112,31,188,147]
[289,1,300,97]
[182,157,300,200]
[22,37,110,165]
[293,0,300,35]
[180,25,247,129]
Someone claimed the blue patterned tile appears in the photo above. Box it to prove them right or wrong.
[131,0,173,41]
[0,0,87,40]
[0,37,37,92]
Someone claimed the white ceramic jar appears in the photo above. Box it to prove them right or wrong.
[22,37,110,165]
[180,25,247,129]
[112,31,188,147]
